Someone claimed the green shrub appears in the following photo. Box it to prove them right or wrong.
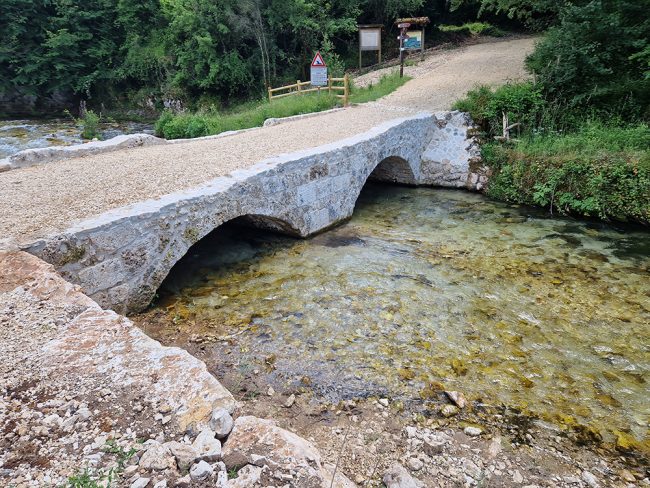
[80,110,100,139]
[453,82,545,136]
[438,22,505,37]
[483,124,650,224]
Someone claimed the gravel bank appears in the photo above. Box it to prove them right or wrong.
[0,38,535,244]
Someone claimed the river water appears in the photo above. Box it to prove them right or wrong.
[0,119,154,159]
[141,183,649,452]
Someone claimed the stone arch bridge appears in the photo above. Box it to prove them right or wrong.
[25,111,486,313]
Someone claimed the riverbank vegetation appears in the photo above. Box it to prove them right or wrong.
[454,0,649,224]
[155,72,410,139]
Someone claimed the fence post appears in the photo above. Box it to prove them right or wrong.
[268,86,273,103]
[343,74,350,106]
[297,80,302,95]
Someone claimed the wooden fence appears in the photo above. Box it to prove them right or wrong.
[268,75,349,106]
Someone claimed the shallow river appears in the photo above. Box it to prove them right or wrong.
[0,119,153,159]
[144,183,649,450]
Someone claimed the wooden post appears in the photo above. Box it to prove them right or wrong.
[297,80,302,95]
[343,74,349,106]
[359,31,362,69]
[268,86,273,103]
[421,28,425,61]
[328,76,332,96]
[378,42,382,65]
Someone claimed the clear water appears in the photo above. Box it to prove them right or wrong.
[0,119,154,159]
[145,183,650,451]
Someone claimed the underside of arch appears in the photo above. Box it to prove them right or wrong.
[369,156,418,185]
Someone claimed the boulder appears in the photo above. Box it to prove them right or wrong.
[189,460,213,481]
[139,441,176,471]
[192,428,222,462]
[222,416,356,488]
[164,441,198,471]
[383,463,424,488]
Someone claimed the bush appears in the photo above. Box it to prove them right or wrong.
[453,82,546,136]
[483,124,650,224]
[525,0,650,119]
[438,22,505,37]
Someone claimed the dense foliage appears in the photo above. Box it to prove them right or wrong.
[1,0,538,113]
[483,125,650,224]
[526,0,650,118]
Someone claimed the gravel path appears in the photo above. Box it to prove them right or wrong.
[0,37,535,244]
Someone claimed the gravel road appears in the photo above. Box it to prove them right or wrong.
[0,37,536,243]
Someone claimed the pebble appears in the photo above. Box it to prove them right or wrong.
[208,408,234,439]
[440,405,459,417]
[379,398,389,407]
[153,481,167,488]
[445,391,467,409]
[513,469,524,483]
[284,394,296,408]
[407,457,424,471]
[581,470,599,488]
[190,460,213,481]
[131,478,151,488]
[267,386,275,396]
[463,426,483,437]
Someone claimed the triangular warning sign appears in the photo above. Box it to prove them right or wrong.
[311,51,326,67]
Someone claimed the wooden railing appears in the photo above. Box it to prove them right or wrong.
[268,74,349,106]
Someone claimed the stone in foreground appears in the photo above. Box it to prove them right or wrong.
[222,416,356,488]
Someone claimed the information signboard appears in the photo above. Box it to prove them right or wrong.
[404,30,422,50]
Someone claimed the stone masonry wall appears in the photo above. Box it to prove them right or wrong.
[23,111,482,314]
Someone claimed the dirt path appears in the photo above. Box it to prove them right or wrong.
[0,37,536,244]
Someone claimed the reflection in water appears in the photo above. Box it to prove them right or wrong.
[147,183,649,449]
[0,119,154,159]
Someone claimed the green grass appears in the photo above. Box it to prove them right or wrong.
[155,71,410,140]
[349,71,410,104]
[439,22,505,37]
[483,123,650,224]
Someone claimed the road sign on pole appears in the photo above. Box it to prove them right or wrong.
[310,51,328,87]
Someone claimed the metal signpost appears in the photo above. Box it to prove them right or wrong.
[397,22,410,78]
[395,17,430,77]
[310,51,328,87]
[357,24,383,69]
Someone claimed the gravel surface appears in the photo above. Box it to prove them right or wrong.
[0,37,535,244]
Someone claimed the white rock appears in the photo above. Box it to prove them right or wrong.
[405,426,417,438]
[153,481,167,488]
[383,463,424,488]
[130,478,151,488]
[215,471,228,488]
[164,441,198,471]
[445,391,467,409]
[208,408,234,439]
[513,469,524,483]
[407,457,424,471]
[284,394,296,408]
[190,460,213,481]
[582,471,600,488]
[379,398,389,407]
[139,441,175,471]
[192,428,221,462]
[464,426,483,437]
[230,465,263,487]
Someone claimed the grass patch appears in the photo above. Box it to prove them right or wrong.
[439,22,505,37]
[155,71,410,140]
[349,71,410,104]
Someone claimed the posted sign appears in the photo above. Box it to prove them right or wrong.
[310,51,328,87]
